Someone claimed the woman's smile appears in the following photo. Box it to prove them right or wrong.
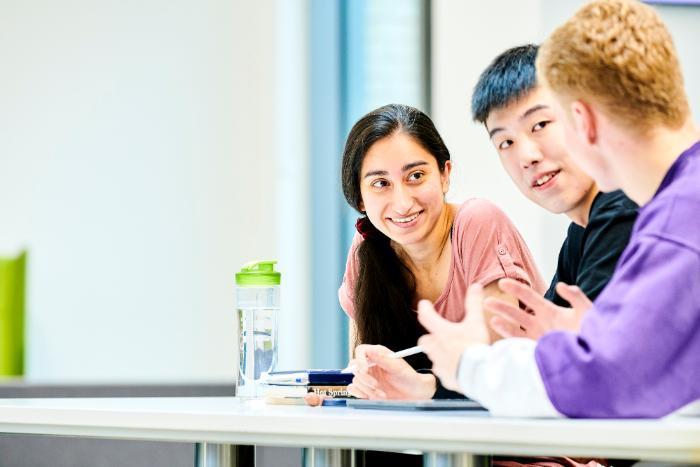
[387,210,423,228]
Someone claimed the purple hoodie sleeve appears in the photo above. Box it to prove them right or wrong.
[536,234,700,418]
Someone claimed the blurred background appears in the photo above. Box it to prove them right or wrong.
[1,0,699,383]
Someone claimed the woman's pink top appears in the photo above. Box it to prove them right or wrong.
[339,199,546,323]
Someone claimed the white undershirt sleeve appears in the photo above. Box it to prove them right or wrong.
[457,338,563,418]
[673,400,700,417]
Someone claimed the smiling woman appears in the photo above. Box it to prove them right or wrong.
[338,104,546,388]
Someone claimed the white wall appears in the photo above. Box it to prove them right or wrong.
[0,0,310,380]
[432,0,564,282]
[432,0,700,282]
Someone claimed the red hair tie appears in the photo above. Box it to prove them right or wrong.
[355,216,381,240]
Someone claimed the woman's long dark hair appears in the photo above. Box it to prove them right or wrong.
[341,104,451,369]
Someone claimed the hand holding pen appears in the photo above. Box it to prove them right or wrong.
[341,345,423,373]
[304,345,427,407]
[345,344,437,401]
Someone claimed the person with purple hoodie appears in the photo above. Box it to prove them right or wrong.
[416,0,700,418]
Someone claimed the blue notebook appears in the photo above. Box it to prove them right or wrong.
[263,369,354,386]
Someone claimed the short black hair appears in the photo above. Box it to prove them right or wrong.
[471,44,539,124]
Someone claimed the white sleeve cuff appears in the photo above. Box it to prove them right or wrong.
[671,399,700,417]
[457,338,563,418]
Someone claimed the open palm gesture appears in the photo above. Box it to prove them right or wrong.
[486,279,593,340]
[417,283,490,391]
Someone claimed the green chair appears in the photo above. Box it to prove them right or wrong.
[0,251,25,376]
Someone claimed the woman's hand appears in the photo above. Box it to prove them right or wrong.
[346,344,436,400]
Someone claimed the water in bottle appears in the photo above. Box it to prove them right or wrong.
[235,260,280,398]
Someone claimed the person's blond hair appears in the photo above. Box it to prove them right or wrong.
[537,0,689,131]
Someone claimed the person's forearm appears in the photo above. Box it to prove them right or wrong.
[457,338,562,417]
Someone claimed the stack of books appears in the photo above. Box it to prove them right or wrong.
[261,370,354,405]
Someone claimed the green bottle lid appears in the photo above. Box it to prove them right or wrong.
[235,260,281,286]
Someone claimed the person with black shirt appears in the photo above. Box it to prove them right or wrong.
[452,44,638,467]
[425,44,639,403]
[469,44,639,340]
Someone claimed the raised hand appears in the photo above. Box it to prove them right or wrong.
[487,278,592,340]
[417,283,490,392]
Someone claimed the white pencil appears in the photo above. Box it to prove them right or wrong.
[341,345,424,373]
[391,345,423,359]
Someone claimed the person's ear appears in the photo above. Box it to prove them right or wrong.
[570,100,597,145]
[441,160,452,194]
[359,199,365,212]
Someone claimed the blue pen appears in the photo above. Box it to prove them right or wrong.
[262,372,308,384]
[321,398,347,407]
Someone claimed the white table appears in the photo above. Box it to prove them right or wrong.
[0,397,698,467]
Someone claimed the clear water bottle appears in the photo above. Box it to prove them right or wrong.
[235,260,280,398]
